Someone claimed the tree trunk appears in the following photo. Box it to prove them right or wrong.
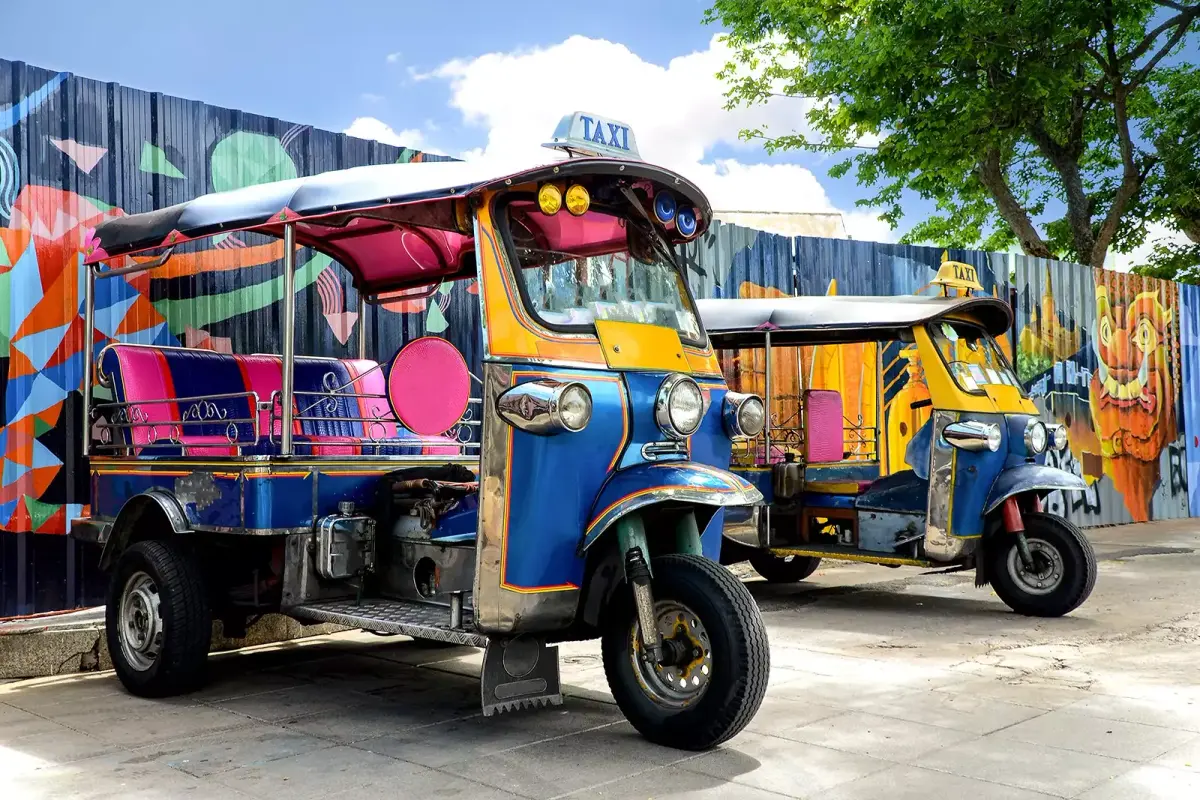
[975,149,1053,259]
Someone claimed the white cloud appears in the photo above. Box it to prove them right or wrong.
[386,51,403,64]
[422,34,889,239]
[343,117,445,155]
[360,92,385,104]
[1111,222,1192,272]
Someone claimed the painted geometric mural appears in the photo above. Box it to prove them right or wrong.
[0,58,462,614]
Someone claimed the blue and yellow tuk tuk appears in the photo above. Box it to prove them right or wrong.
[701,278,1097,618]
[69,112,770,750]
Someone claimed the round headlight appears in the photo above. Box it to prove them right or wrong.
[737,396,766,438]
[656,375,703,439]
[1050,423,1068,451]
[1024,419,1048,454]
[557,383,592,432]
[986,425,1003,452]
[723,392,765,439]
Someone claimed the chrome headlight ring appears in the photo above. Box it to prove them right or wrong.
[1024,419,1048,455]
[722,391,766,439]
[655,374,704,440]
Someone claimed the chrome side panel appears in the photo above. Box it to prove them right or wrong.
[923,410,969,562]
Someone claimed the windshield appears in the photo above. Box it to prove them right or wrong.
[927,320,1024,396]
[500,198,703,345]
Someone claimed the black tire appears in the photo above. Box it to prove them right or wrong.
[106,540,212,697]
[748,551,821,583]
[987,512,1097,617]
[601,553,770,750]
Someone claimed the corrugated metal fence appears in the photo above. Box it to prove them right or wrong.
[1,57,1197,615]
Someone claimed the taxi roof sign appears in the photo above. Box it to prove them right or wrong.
[544,111,641,160]
[931,260,984,295]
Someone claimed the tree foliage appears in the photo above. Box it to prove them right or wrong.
[706,0,1200,270]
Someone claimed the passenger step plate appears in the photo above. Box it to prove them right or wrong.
[291,598,487,647]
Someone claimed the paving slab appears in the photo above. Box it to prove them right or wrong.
[0,518,1197,799]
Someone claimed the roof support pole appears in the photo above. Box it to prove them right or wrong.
[81,266,96,457]
[357,290,367,361]
[280,223,297,456]
[763,329,772,464]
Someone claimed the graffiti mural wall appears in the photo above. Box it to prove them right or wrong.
[0,58,463,614]
[1015,258,1191,525]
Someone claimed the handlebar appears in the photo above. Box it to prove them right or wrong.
[909,398,933,410]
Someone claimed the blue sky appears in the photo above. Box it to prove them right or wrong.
[7,0,890,239]
[7,1,1196,257]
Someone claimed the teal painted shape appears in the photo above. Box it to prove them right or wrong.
[12,322,70,371]
[2,458,30,485]
[7,240,42,340]
[31,438,61,470]
[9,373,65,424]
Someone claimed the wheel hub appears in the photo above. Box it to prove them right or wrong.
[630,601,712,709]
[1007,537,1065,595]
[119,571,164,671]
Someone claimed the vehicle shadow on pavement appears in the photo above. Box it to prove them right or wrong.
[2,635,765,799]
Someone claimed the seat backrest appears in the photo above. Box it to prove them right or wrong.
[804,388,844,464]
[292,357,364,439]
[387,337,470,436]
[99,346,178,447]
[343,359,398,441]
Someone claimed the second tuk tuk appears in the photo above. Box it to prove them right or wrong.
[701,273,1098,618]
[69,112,771,750]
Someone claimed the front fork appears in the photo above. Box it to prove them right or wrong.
[1001,494,1042,570]
[616,510,704,665]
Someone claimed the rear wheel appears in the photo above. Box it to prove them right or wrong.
[748,551,821,583]
[106,540,211,697]
[602,553,769,750]
[988,512,1096,617]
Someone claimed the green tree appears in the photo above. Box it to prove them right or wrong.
[706,0,1200,270]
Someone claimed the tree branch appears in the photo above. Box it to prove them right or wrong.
[1027,117,1095,261]
[975,148,1052,259]
[1123,7,1200,88]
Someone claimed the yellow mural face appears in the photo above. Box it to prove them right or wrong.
[1089,278,1177,521]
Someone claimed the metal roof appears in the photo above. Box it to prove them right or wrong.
[698,295,1013,346]
[88,157,712,295]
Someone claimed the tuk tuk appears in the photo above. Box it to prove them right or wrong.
[701,270,1097,618]
[69,112,771,750]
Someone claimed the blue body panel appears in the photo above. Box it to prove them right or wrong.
[946,414,1009,537]
[499,366,627,591]
[855,469,928,514]
[582,461,761,552]
[731,468,774,504]
[984,463,1087,515]
[806,463,881,483]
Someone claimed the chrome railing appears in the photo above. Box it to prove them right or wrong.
[90,391,263,454]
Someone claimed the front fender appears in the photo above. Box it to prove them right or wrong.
[985,463,1086,515]
[580,462,762,553]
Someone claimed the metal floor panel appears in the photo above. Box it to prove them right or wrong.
[290,597,487,647]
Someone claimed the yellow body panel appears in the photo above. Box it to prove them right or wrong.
[913,326,1037,414]
[595,320,688,372]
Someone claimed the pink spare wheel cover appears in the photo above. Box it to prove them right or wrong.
[387,337,470,436]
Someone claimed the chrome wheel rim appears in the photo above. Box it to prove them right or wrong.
[1007,537,1065,596]
[630,600,712,709]
[119,571,163,671]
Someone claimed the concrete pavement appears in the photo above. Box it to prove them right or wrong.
[2,519,1199,799]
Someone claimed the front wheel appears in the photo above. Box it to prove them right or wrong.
[987,512,1096,617]
[602,553,769,750]
[106,540,212,697]
[748,551,821,583]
